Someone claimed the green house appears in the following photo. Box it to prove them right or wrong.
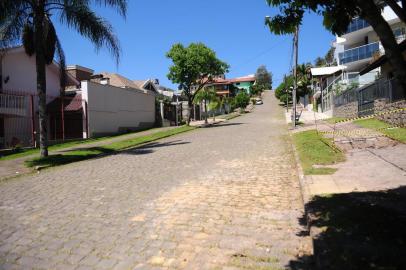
[230,75,256,94]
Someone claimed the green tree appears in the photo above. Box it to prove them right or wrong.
[208,95,222,122]
[255,65,273,91]
[194,87,217,124]
[314,57,326,67]
[275,76,293,104]
[249,84,263,96]
[265,0,406,94]
[296,64,311,99]
[166,43,229,125]
[0,0,125,157]
[234,91,250,112]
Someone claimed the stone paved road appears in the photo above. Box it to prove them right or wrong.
[0,91,310,270]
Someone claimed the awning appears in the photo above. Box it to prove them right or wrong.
[310,66,347,77]
[47,94,83,113]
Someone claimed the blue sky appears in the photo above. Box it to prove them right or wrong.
[54,0,335,90]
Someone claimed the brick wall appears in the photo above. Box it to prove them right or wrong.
[374,99,406,127]
[333,101,358,119]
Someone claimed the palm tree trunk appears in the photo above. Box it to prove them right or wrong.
[359,0,406,95]
[34,2,49,157]
[204,99,208,124]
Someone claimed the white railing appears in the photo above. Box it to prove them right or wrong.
[0,93,28,116]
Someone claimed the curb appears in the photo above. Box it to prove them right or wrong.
[288,130,316,265]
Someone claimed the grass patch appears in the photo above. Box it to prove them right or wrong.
[324,117,347,124]
[0,127,163,161]
[218,112,240,121]
[293,130,345,175]
[354,118,406,143]
[25,126,195,168]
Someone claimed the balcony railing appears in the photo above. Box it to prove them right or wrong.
[345,18,370,34]
[338,42,380,65]
[0,92,28,116]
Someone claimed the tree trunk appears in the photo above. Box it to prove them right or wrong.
[34,1,49,157]
[359,0,406,95]
[204,99,208,124]
[187,99,193,126]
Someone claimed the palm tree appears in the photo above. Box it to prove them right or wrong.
[209,95,222,122]
[0,0,126,157]
[194,86,217,124]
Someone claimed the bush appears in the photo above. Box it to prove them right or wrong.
[234,91,250,109]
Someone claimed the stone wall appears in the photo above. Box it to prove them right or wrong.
[374,99,406,127]
[333,101,358,119]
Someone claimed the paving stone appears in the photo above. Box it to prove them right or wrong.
[0,92,310,269]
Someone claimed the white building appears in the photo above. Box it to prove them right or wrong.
[315,4,405,114]
[334,4,405,82]
[0,47,79,148]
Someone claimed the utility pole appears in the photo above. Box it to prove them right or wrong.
[292,26,299,129]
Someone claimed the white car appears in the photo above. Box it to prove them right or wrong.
[255,99,263,105]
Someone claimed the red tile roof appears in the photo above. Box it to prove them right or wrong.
[229,76,256,83]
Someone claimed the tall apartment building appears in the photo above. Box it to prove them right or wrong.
[334,3,405,84]
[313,3,406,113]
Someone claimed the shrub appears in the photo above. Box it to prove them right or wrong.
[234,91,250,109]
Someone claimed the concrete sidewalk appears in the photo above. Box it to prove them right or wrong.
[289,116,406,198]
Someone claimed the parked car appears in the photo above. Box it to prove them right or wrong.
[255,99,263,105]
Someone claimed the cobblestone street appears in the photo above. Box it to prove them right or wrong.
[0,91,309,269]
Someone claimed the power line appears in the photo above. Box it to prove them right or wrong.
[231,36,291,74]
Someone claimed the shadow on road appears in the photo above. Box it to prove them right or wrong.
[288,186,406,270]
[204,122,245,128]
[124,140,191,155]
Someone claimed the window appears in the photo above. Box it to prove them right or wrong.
[394,27,405,37]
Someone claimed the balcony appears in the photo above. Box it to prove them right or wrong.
[345,18,370,34]
[338,42,380,65]
[0,93,29,117]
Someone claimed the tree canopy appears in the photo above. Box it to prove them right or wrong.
[166,42,229,124]
[255,65,273,90]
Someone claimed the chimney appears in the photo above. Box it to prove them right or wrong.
[66,65,94,82]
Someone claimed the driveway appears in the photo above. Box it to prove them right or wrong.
[0,91,309,269]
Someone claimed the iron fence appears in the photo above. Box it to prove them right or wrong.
[334,87,358,107]
[0,90,87,149]
[358,78,405,115]
[334,78,405,116]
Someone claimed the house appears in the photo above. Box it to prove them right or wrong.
[310,66,347,114]
[70,70,157,137]
[203,74,257,97]
[313,5,406,115]
[0,46,79,148]
[0,48,157,149]
[229,75,257,94]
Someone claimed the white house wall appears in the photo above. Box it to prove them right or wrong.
[81,81,155,137]
[1,49,61,97]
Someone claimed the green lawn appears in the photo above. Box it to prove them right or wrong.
[0,127,164,161]
[217,112,240,120]
[25,126,195,168]
[293,130,345,175]
[354,118,406,143]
